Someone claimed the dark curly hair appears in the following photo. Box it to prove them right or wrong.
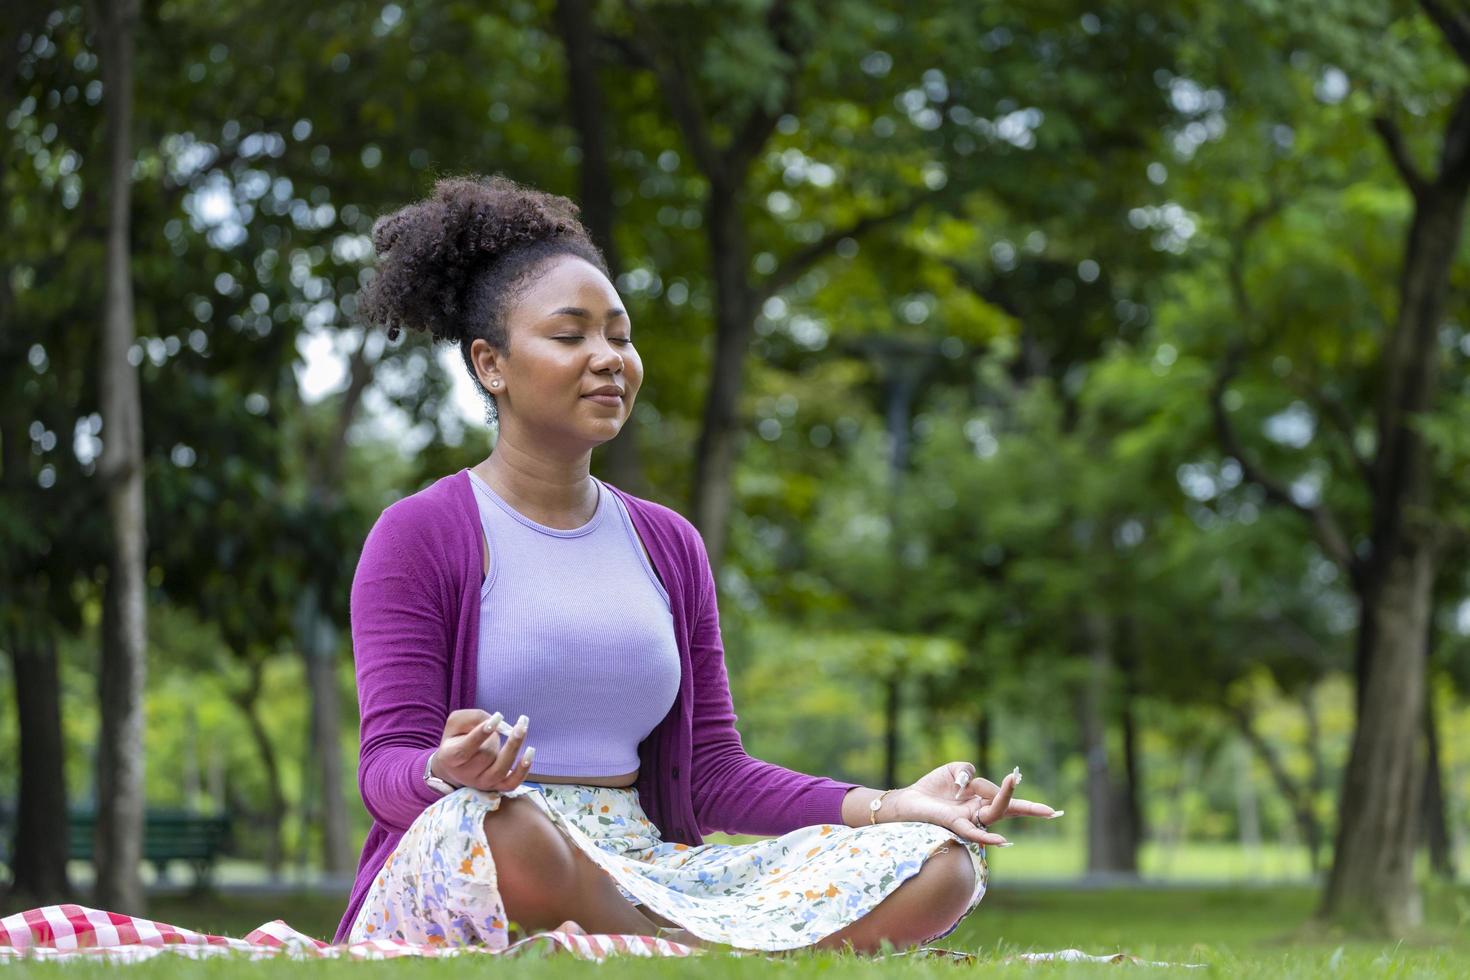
[357,173,610,426]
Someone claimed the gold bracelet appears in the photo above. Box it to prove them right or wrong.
[868,789,895,825]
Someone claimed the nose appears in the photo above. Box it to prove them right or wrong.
[592,338,624,374]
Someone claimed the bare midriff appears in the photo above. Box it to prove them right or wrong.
[527,770,639,787]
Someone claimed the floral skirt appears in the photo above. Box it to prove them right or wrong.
[349,781,988,953]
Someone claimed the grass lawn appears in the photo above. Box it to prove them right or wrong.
[9,879,1468,977]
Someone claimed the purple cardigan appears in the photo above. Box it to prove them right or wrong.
[335,468,859,941]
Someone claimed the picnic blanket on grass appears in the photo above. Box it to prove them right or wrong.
[0,904,1203,966]
[0,904,694,963]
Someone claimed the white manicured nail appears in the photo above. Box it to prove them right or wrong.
[523,746,536,764]
[1046,810,1065,819]
[1011,766,1022,784]
[996,842,1015,848]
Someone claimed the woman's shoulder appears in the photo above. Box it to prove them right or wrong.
[365,470,476,561]
[602,481,709,570]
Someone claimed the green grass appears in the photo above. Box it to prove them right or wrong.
[9,882,1468,977]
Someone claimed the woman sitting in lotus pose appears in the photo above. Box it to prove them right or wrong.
[336,174,1058,954]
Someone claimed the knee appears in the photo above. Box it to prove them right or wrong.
[482,796,578,907]
[824,842,977,953]
[917,843,977,922]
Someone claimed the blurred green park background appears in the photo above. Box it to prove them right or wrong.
[3,0,1470,961]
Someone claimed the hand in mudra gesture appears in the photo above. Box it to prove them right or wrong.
[429,708,535,792]
[889,762,1061,847]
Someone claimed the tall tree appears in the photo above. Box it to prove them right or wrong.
[605,0,965,571]
[1190,0,1470,931]
[553,0,649,497]
[0,0,90,907]
[1317,25,1470,917]
[90,0,147,913]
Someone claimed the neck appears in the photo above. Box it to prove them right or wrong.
[475,433,597,521]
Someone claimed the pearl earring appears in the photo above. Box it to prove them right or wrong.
[490,380,500,387]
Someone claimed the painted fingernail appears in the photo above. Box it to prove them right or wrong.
[1011,766,1022,784]
[485,713,503,732]
[1046,809,1065,819]
[515,714,529,733]
[496,720,516,737]
[995,842,1015,848]
[523,746,536,764]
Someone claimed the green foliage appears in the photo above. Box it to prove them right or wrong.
[4,0,1469,897]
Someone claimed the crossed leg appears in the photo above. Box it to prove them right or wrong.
[482,795,977,954]
[483,796,671,940]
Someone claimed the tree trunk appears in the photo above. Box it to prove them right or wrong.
[689,185,755,573]
[0,320,71,903]
[6,629,72,903]
[296,588,352,875]
[1321,550,1434,931]
[1421,682,1455,880]
[554,0,647,497]
[974,710,991,777]
[1303,684,1327,874]
[1121,696,1145,849]
[231,659,288,879]
[96,564,148,910]
[1322,93,1470,930]
[1079,612,1137,874]
[882,674,900,789]
[1117,631,1147,848]
[92,0,147,915]
[1233,702,1325,876]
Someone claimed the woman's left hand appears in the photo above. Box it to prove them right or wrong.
[889,762,1060,847]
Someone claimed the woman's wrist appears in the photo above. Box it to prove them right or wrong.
[840,786,906,826]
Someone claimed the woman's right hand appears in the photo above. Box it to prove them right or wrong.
[431,709,534,792]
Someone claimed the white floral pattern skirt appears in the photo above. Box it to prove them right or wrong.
[349,780,988,952]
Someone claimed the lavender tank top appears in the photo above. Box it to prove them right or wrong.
[469,470,681,776]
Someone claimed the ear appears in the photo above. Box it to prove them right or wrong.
[468,337,504,390]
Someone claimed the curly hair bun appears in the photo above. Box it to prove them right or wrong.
[359,174,595,344]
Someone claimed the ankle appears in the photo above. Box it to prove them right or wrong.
[655,925,706,949]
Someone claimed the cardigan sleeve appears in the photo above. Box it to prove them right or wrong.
[350,505,453,832]
[685,530,861,836]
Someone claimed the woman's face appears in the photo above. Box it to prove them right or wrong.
[471,254,642,452]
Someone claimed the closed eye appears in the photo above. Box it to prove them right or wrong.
[554,337,633,344]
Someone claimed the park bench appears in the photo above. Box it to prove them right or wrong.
[0,806,233,892]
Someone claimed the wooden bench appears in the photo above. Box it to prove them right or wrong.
[0,806,233,892]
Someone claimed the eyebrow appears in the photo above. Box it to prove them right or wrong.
[548,306,627,321]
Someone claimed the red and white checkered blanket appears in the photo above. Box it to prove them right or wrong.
[0,904,696,963]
